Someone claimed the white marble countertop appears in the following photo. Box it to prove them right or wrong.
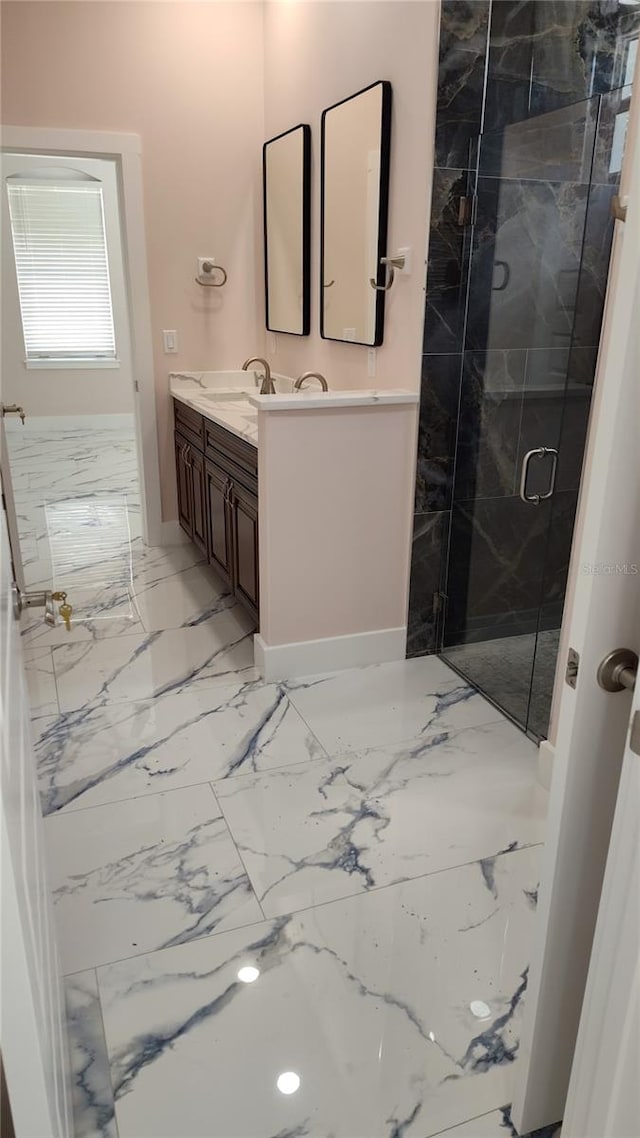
[248,388,419,411]
[170,371,419,446]
[170,372,262,446]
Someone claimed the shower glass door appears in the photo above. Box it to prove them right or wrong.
[440,91,622,739]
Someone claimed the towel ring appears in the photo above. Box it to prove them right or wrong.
[369,254,406,292]
[195,261,228,287]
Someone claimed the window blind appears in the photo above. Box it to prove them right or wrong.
[7,182,116,360]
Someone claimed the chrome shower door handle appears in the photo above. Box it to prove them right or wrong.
[520,447,544,504]
[537,447,558,501]
[520,446,558,505]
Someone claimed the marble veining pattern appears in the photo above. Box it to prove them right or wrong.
[47,785,263,973]
[36,682,326,816]
[215,719,547,916]
[285,655,502,754]
[16,421,553,1137]
[52,613,258,712]
[64,971,118,1138]
[97,849,541,1138]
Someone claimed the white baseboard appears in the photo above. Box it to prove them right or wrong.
[156,520,190,546]
[255,626,407,681]
[538,738,554,790]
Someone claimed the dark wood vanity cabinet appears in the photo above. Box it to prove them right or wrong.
[230,480,259,619]
[174,433,207,556]
[173,399,259,623]
[204,459,234,587]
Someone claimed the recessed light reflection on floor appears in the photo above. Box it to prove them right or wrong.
[470,999,491,1019]
[237,965,260,984]
[276,1071,301,1095]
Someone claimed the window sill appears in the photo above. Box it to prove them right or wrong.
[25,358,121,370]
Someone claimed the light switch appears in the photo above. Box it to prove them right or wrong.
[163,329,178,354]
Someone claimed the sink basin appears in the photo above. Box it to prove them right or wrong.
[197,390,255,403]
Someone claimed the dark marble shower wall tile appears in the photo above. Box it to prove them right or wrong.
[446,495,551,642]
[515,348,568,499]
[539,489,580,618]
[406,511,447,658]
[571,182,616,349]
[423,168,472,354]
[587,4,640,96]
[555,386,593,492]
[528,1,640,117]
[567,344,599,387]
[484,0,536,134]
[454,349,526,501]
[480,97,599,182]
[415,354,462,512]
[465,177,590,352]
[435,0,491,168]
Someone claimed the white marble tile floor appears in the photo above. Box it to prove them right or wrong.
[15,422,555,1138]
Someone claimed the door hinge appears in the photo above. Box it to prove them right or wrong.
[565,647,580,689]
[458,195,477,227]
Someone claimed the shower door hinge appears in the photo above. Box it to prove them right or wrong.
[565,647,580,689]
[458,195,477,227]
[433,591,446,616]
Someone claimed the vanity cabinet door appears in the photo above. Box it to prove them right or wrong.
[175,433,193,538]
[189,447,208,556]
[230,482,259,622]
[204,459,233,588]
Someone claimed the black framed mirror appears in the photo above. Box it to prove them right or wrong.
[320,81,392,346]
[263,123,311,336]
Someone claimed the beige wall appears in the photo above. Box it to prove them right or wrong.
[1,0,439,521]
[264,0,438,391]
[1,1,265,519]
[258,402,418,648]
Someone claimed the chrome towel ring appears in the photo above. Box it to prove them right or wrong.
[195,261,228,287]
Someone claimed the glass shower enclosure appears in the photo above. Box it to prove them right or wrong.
[439,88,630,740]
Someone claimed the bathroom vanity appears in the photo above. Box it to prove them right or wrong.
[171,370,419,680]
[173,376,260,622]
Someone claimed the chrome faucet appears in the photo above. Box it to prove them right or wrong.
[242,357,275,395]
[294,372,328,392]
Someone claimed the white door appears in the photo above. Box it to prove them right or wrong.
[562,669,640,1136]
[511,63,640,1135]
[0,504,71,1135]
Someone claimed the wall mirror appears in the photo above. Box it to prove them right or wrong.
[320,80,392,346]
[263,123,311,336]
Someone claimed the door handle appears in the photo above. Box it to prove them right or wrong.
[597,648,638,693]
[492,260,511,291]
[519,446,559,505]
[2,403,26,424]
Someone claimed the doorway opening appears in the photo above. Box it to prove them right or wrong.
[2,150,143,630]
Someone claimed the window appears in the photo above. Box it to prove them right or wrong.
[7,180,117,364]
